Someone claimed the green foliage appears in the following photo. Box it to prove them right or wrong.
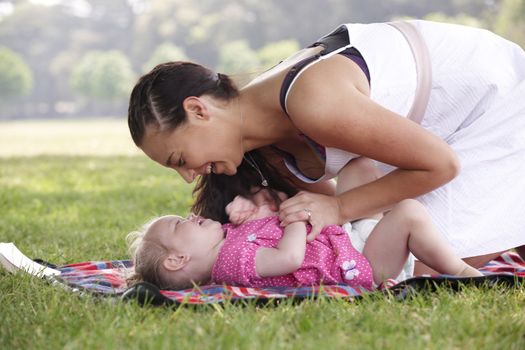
[0,0,521,117]
[0,46,33,98]
[70,50,135,101]
[217,40,259,74]
[142,42,189,73]
[493,0,525,48]
[423,12,483,27]
[257,40,301,70]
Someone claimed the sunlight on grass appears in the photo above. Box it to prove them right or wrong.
[1,119,525,349]
[0,118,142,157]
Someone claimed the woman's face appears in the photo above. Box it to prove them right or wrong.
[140,110,243,183]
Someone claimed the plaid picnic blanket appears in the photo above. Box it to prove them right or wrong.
[52,252,525,305]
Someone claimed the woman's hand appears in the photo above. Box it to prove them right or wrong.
[278,191,343,241]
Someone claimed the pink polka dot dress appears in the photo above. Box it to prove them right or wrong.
[211,216,373,290]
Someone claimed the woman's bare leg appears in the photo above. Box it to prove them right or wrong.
[363,200,482,285]
[414,251,505,275]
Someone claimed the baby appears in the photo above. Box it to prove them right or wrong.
[127,190,482,290]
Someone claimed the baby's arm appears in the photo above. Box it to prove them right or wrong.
[254,222,308,277]
[226,189,287,225]
[226,190,306,277]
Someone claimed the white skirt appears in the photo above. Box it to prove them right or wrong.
[347,21,525,258]
[414,80,525,258]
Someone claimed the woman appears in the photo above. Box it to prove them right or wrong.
[128,20,525,273]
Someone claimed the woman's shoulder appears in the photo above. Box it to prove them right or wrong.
[281,55,370,140]
[246,46,324,87]
[289,53,369,101]
[246,47,368,123]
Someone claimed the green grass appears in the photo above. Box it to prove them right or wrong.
[1,120,525,349]
[0,118,142,157]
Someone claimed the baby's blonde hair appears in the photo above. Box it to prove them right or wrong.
[126,217,193,290]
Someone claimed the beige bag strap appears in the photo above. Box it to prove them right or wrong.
[387,21,432,124]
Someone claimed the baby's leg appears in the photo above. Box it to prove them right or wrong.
[363,199,482,285]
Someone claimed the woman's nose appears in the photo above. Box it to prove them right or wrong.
[177,168,197,183]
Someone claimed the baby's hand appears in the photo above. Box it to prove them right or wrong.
[226,190,288,225]
[250,188,288,211]
[226,196,259,225]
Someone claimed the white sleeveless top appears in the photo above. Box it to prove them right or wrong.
[281,22,417,183]
[280,20,525,257]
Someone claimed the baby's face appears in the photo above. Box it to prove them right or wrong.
[148,214,224,257]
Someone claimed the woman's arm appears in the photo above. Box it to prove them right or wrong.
[255,222,307,277]
[279,55,459,236]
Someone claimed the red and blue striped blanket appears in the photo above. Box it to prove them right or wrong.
[52,252,525,305]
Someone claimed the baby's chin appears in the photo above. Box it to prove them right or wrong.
[208,221,226,238]
[257,205,278,217]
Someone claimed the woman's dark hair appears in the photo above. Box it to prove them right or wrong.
[128,61,239,146]
[192,149,299,223]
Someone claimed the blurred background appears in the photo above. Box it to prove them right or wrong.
[0,0,524,121]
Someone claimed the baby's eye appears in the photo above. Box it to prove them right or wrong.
[178,157,185,167]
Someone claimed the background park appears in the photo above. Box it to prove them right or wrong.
[1,0,524,349]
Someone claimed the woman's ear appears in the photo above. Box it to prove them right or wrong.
[163,253,191,271]
[182,96,209,121]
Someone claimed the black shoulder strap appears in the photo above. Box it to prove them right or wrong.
[279,25,356,116]
[309,25,350,55]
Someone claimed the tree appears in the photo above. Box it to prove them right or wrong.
[142,42,189,73]
[423,12,483,27]
[492,0,525,47]
[257,39,300,70]
[217,40,259,74]
[0,0,506,118]
[0,46,33,98]
[70,50,135,101]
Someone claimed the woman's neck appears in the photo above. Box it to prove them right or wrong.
[238,86,298,153]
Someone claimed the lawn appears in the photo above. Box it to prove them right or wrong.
[1,119,524,349]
